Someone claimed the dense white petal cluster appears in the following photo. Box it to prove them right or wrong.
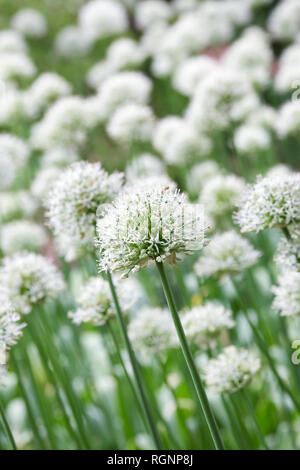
[135,1,173,31]
[152,116,183,154]
[78,0,128,42]
[172,56,218,97]
[54,26,92,58]
[0,134,30,189]
[106,38,147,70]
[204,346,261,394]
[186,161,220,197]
[107,104,155,143]
[46,161,123,246]
[97,71,152,120]
[234,123,271,154]
[0,300,25,359]
[276,101,300,138]
[86,61,116,90]
[272,271,300,316]
[275,44,300,92]
[0,221,47,255]
[0,252,65,314]
[128,307,177,354]
[96,186,207,276]
[11,8,47,38]
[268,0,300,42]
[235,174,300,232]
[0,30,27,54]
[195,230,260,278]
[24,73,72,118]
[0,85,25,126]
[0,191,37,224]
[125,154,165,182]
[200,174,246,219]
[274,237,300,272]
[181,302,235,349]
[247,105,277,131]
[0,52,36,83]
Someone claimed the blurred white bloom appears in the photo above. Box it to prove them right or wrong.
[31,166,62,202]
[0,221,47,255]
[24,72,72,118]
[86,60,116,90]
[11,8,47,38]
[78,0,128,42]
[234,124,271,155]
[266,164,292,179]
[126,153,165,182]
[275,44,300,92]
[195,230,260,278]
[0,134,29,189]
[55,233,87,263]
[276,101,300,138]
[106,38,146,70]
[96,186,207,276]
[97,71,152,120]
[172,56,218,97]
[182,302,235,349]
[46,161,123,246]
[152,116,183,154]
[69,276,140,326]
[247,105,277,131]
[126,175,176,193]
[0,85,26,126]
[186,68,260,132]
[0,30,27,54]
[0,300,25,359]
[0,52,36,83]
[274,235,300,272]
[272,271,300,316]
[31,96,93,150]
[268,0,300,42]
[235,174,300,232]
[40,147,79,168]
[135,1,173,31]
[200,174,246,219]
[128,307,177,354]
[0,191,37,224]
[186,160,220,197]
[0,252,65,314]
[107,103,155,143]
[204,345,261,394]
[54,26,92,58]
[140,23,167,56]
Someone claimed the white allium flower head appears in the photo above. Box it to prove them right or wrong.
[0,191,37,224]
[24,72,72,118]
[275,45,300,92]
[186,160,220,197]
[135,1,173,31]
[234,124,271,155]
[276,101,300,138]
[31,166,62,202]
[86,60,116,90]
[0,134,30,189]
[182,302,235,349]
[96,186,208,276]
[152,116,184,154]
[0,52,36,83]
[247,105,277,131]
[268,0,300,42]
[0,85,25,126]
[107,103,155,143]
[46,161,123,246]
[274,235,300,272]
[11,8,48,38]
[140,22,168,56]
[200,174,246,219]
[54,26,92,58]
[128,307,177,354]
[0,30,27,54]
[0,221,47,255]
[40,147,79,168]
[195,230,260,278]
[97,71,152,120]
[55,233,87,263]
[0,252,65,315]
[272,271,300,316]
[69,276,140,326]
[78,0,128,42]
[0,299,25,359]
[204,345,261,394]
[235,173,300,232]
[172,56,218,97]
[106,38,147,70]
[126,153,165,182]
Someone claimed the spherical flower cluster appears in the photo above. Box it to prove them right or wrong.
[54,26,92,58]
[128,307,177,355]
[125,153,165,182]
[274,237,300,272]
[0,85,25,126]
[234,124,271,155]
[0,191,37,224]
[0,252,65,315]
[107,104,155,143]
[0,221,47,255]
[46,161,123,246]
[0,52,36,83]
[247,105,277,131]
[11,8,48,38]
[31,167,62,202]
[204,346,261,394]
[235,174,300,232]
[40,147,79,168]
[275,45,300,93]
[0,30,27,54]
[0,300,25,360]
[268,0,300,42]
[97,71,152,120]
[24,72,72,118]
[106,38,147,71]
[172,56,218,97]
[186,161,219,197]
[152,116,183,154]
[200,174,246,219]
[195,230,260,278]
[135,1,172,31]
[181,302,235,349]
[272,271,300,317]
[276,101,300,138]
[96,186,208,276]
[69,276,141,326]
[78,0,128,42]
[86,60,116,90]
[0,133,30,190]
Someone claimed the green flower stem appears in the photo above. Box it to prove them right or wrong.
[221,395,248,450]
[107,271,163,450]
[0,399,17,450]
[156,261,225,450]
[240,389,269,450]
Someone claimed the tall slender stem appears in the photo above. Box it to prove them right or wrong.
[240,389,269,450]
[156,262,225,450]
[0,399,17,450]
[107,271,163,450]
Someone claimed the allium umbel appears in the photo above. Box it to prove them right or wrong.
[96,186,207,276]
